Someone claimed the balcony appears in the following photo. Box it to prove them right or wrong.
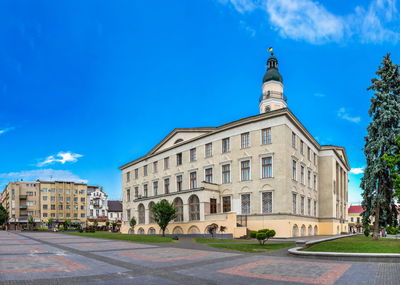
[19,195,27,199]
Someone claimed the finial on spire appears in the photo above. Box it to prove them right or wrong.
[267,47,273,56]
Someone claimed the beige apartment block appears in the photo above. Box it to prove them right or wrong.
[1,181,41,229]
[39,181,88,225]
[119,54,350,238]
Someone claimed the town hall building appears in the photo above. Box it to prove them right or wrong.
[119,54,350,238]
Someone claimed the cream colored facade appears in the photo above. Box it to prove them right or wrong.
[1,182,41,228]
[39,181,88,224]
[119,55,350,238]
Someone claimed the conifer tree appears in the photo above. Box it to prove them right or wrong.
[361,54,400,240]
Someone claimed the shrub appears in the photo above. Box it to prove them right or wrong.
[364,225,371,237]
[386,225,398,235]
[256,229,276,245]
[249,230,257,238]
[85,226,96,233]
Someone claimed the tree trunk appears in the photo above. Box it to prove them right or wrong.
[162,229,165,237]
[373,202,380,240]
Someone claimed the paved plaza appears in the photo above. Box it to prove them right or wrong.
[0,231,399,284]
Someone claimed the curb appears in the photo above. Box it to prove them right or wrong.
[288,234,400,263]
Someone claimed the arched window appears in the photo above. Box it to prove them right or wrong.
[148,227,156,235]
[314,225,318,235]
[174,197,183,222]
[138,204,145,224]
[174,139,184,144]
[301,225,306,236]
[148,202,155,224]
[138,227,145,235]
[308,225,313,236]
[292,224,299,237]
[189,195,200,221]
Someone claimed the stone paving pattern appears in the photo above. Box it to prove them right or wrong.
[0,231,399,284]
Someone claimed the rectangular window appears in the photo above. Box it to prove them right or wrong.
[43,213,48,217]
[308,147,311,160]
[153,161,158,173]
[126,171,131,182]
[127,209,131,220]
[292,160,297,180]
[205,168,213,183]
[134,187,139,198]
[241,132,250,148]
[223,196,231,212]
[144,184,148,197]
[153,181,158,196]
[134,169,139,179]
[261,128,272,145]
[222,138,230,153]
[58,205,63,210]
[308,170,311,187]
[292,193,297,214]
[241,160,251,181]
[164,157,169,169]
[190,148,197,162]
[314,153,317,165]
[308,198,311,215]
[301,165,305,184]
[205,143,212,157]
[176,153,182,166]
[314,174,317,190]
[51,196,55,202]
[58,189,63,194]
[51,204,55,210]
[241,194,250,214]
[314,200,317,216]
[176,175,183,191]
[301,196,305,215]
[262,192,272,213]
[143,165,148,176]
[42,196,48,201]
[80,197,85,202]
[126,189,130,201]
[292,132,296,148]
[261,157,273,178]
[164,178,170,194]
[43,204,48,210]
[210,198,217,214]
[222,164,231,184]
[300,140,304,155]
[189,172,197,189]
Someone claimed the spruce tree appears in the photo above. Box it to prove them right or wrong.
[361,53,400,240]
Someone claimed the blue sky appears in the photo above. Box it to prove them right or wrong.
[0,0,399,203]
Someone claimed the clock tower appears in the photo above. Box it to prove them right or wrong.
[259,53,287,113]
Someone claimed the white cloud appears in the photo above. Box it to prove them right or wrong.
[0,169,87,184]
[37,152,83,167]
[350,167,364,174]
[0,127,15,135]
[217,0,400,44]
[337,107,361,123]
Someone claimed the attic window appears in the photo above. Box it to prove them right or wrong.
[174,139,184,144]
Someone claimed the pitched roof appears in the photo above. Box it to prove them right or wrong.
[348,205,364,214]
[107,200,122,212]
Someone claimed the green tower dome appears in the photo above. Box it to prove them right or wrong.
[262,54,283,83]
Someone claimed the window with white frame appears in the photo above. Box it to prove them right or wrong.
[301,196,305,215]
[314,174,317,190]
[144,165,148,176]
[307,198,311,215]
[222,164,231,183]
[308,147,311,160]
[134,168,138,179]
[241,132,250,148]
[205,168,213,183]
[143,184,148,197]
[222,138,230,153]
[261,157,273,178]
[292,193,297,214]
[164,157,169,169]
[134,187,139,198]
[164,178,170,194]
[241,194,250,214]
[126,172,130,182]
[190,172,197,189]
[261,128,271,145]
[292,160,297,180]
[314,200,317,216]
[153,181,158,196]
[223,196,231,212]
[153,161,158,173]
[190,148,197,162]
[308,170,311,187]
[176,153,182,166]
[205,143,213,157]
[300,165,305,184]
[176,175,183,191]
[292,132,296,148]
[241,160,251,181]
[314,153,317,165]
[262,192,272,213]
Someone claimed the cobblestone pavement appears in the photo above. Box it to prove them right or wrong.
[0,231,399,285]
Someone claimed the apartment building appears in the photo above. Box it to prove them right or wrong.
[1,181,41,229]
[120,54,350,238]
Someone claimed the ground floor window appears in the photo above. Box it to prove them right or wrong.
[241,194,250,214]
[222,196,231,212]
[262,192,272,213]
[189,195,200,221]
[210,198,217,214]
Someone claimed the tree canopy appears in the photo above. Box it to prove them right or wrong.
[151,200,176,237]
[0,205,8,226]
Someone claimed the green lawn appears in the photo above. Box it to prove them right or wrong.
[208,242,295,253]
[194,238,251,243]
[63,232,173,243]
[304,235,400,253]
